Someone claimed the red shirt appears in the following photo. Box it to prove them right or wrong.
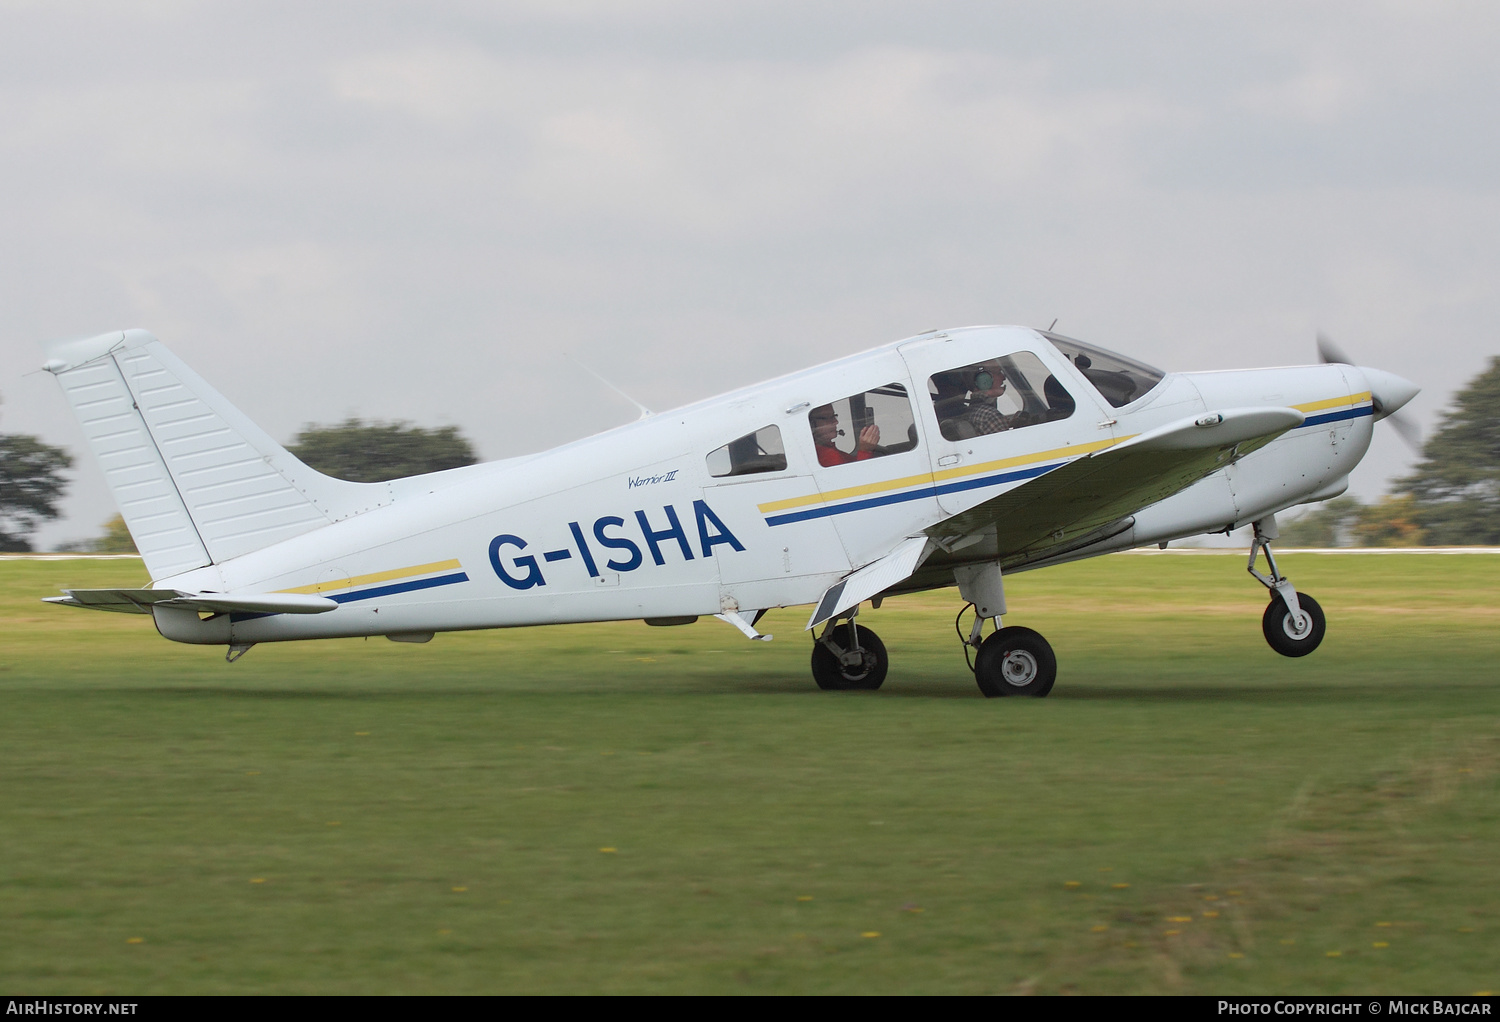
[817,444,874,467]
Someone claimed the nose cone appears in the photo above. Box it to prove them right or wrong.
[1360,367,1420,420]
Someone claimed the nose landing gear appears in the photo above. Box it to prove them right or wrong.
[1249,516,1326,657]
[1262,591,1326,656]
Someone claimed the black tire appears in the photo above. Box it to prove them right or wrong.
[974,626,1057,698]
[1262,592,1326,657]
[811,623,888,691]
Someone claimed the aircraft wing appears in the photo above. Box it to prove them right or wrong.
[45,590,339,615]
[927,407,1306,560]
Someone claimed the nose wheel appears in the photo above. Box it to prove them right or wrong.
[1262,592,1325,657]
[1249,516,1326,658]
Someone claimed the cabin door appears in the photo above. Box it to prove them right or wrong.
[900,334,1110,519]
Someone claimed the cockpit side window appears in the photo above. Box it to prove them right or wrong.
[927,352,1075,441]
[1042,331,1166,408]
[707,425,787,478]
[808,383,919,468]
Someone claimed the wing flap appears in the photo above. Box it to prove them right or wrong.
[807,536,932,629]
[929,407,1304,559]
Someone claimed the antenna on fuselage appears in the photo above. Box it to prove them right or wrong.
[1048,318,1059,331]
[564,352,654,420]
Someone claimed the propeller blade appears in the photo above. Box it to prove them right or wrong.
[1316,332,1352,366]
[1386,409,1423,454]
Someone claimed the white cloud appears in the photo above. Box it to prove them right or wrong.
[1236,69,1363,124]
[328,43,1173,238]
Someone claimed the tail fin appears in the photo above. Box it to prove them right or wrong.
[42,329,391,580]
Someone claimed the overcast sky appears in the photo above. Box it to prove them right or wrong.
[4,0,1497,548]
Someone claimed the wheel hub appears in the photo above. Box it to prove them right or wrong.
[1282,611,1311,639]
[841,651,872,680]
[1001,649,1038,687]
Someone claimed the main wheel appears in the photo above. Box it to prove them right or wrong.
[974,626,1057,698]
[1262,592,1326,657]
[811,623,888,691]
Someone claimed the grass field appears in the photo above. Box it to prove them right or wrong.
[1,552,1496,995]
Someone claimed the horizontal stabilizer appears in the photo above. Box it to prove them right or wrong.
[46,589,338,615]
[43,589,179,615]
[807,536,932,630]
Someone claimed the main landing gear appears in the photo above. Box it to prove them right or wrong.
[959,607,1058,698]
[953,561,1056,698]
[1249,517,1326,657]
[809,601,1060,698]
[811,614,889,690]
[805,561,1058,698]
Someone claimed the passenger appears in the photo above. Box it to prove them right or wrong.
[934,365,1014,439]
[962,365,1012,436]
[810,404,880,466]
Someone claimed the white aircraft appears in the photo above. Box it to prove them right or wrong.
[39,325,1418,696]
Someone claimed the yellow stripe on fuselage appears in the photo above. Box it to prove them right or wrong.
[1293,391,1371,413]
[756,392,1371,518]
[277,559,464,595]
[757,436,1124,514]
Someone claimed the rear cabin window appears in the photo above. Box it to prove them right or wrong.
[707,424,787,478]
[1042,332,1165,408]
[928,352,1076,441]
[808,383,919,468]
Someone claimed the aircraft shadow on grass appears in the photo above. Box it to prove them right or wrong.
[119,673,1466,704]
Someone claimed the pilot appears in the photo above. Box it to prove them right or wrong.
[810,404,880,466]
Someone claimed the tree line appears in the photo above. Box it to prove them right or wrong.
[2,418,476,553]
[3,359,1498,552]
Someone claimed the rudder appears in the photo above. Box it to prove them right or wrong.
[42,329,390,580]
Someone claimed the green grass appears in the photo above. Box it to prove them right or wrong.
[1,552,1496,994]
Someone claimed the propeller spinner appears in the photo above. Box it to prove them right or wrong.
[1316,333,1422,453]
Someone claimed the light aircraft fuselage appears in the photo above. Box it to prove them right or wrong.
[40,323,1418,696]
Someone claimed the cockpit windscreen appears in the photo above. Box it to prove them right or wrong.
[1041,332,1166,409]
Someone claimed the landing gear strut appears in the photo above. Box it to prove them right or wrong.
[811,613,888,690]
[1249,517,1326,657]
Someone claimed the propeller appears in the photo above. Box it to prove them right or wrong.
[1314,332,1351,368]
[1316,333,1423,454]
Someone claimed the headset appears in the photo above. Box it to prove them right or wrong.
[972,367,1005,392]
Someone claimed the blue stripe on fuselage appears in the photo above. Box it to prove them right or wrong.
[1299,405,1374,428]
[229,571,471,622]
[329,571,470,604]
[765,462,1060,526]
